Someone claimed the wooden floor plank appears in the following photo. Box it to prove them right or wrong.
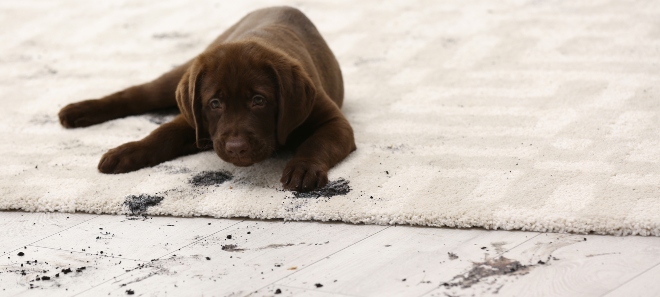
[274,226,540,297]
[0,212,98,257]
[33,215,240,261]
[604,262,660,297]
[78,220,387,296]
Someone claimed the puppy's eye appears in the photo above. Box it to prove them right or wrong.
[209,98,221,109]
[252,95,265,107]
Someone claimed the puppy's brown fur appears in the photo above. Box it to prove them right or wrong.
[58,6,356,192]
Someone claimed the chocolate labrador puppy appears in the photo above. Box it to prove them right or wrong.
[58,6,356,192]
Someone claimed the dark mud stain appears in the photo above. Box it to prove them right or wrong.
[221,244,244,252]
[189,171,233,187]
[144,108,179,125]
[124,194,164,215]
[448,252,459,260]
[442,256,549,289]
[293,178,351,198]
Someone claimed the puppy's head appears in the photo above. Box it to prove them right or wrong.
[176,41,316,167]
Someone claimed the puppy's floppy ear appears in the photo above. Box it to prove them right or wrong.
[271,58,317,146]
[176,60,211,149]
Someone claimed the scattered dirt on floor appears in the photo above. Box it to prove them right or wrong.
[441,256,550,289]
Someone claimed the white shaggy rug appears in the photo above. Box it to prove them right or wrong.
[1,0,659,236]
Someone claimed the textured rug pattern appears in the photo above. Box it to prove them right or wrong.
[1,0,659,235]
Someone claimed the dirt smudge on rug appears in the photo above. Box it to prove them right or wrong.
[189,171,233,187]
[293,178,351,198]
[124,194,164,215]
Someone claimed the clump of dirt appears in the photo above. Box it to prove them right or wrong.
[293,178,351,198]
[189,171,233,187]
[124,194,164,215]
[221,244,244,252]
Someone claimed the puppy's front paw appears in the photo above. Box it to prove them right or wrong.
[280,159,329,192]
[58,100,106,128]
[98,142,152,174]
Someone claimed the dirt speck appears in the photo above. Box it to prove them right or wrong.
[17,252,24,256]
[448,252,459,260]
[126,289,135,295]
[293,178,351,198]
[124,194,164,215]
[189,171,233,187]
[275,288,282,294]
[315,283,323,288]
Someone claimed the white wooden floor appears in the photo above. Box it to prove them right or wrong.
[1,212,659,297]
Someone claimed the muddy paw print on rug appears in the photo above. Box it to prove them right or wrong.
[282,178,352,213]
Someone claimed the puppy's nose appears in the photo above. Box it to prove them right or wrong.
[225,138,249,157]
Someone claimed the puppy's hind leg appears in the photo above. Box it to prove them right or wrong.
[58,61,192,128]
